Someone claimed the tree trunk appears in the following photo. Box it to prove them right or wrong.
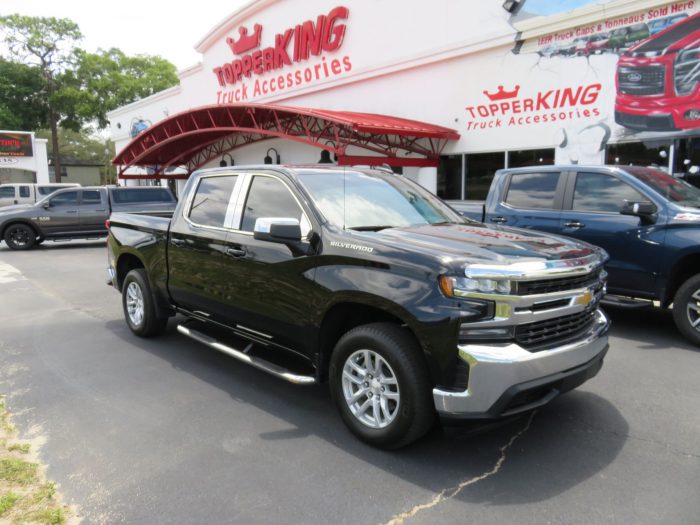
[49,110,61,183]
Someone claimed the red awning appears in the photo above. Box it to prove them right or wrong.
[113,103,460,178]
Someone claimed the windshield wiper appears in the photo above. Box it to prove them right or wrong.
[348,225,395,232]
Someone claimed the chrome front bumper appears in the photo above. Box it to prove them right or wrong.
[433,308,610,419]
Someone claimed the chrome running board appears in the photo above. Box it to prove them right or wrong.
[177,323,316,385]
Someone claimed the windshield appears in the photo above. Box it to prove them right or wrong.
[624,166,700,207]
[296,169,465,230]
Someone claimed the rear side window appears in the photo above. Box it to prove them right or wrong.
[241,176,304,232]
[505,172,560,209]
[189,176,238,228]
[82,190,102,204]
[573,172,646,212]
[111,188,174,204]
[0,187,15,198]
[19,186,30,198]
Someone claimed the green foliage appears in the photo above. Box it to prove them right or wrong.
[0,458,38,485]
[0,59,49,130]
[0,492,20,515]
[7,442,30,454]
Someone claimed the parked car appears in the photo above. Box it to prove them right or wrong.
[107,165,610,448]
[573,36,590,55]
[557,40,578,56]
[585,33,610,54]
[609,23,650,51]
[0,186,177,250]
[648,13,688,35]
[448,164,700,345]
[615,12,700,131]
[0,183,80,207]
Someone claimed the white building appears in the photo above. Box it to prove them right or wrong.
[108,0,700,198]
[0,131,49,184]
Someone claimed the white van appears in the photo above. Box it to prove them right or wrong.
[0,183,81,207]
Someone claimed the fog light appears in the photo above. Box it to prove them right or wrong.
[460,325,514,340]
[684,109,700,120]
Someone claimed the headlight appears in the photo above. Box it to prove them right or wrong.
[439,275,512,297]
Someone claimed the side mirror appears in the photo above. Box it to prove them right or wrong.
[253,218,302,243]
[42,201,50,209]
[620,200,657,223]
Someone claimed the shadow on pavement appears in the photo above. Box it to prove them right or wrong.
[0,239,106,253]
[103,316,629,505]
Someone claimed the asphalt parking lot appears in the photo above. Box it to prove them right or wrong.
[0,240,698,525]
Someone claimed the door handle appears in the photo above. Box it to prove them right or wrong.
[490,216,507,224]
[564,220,585,229]
[225,247,246,258]
[170,238,185,247]
[67,210,78,214]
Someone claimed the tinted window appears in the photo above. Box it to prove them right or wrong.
[0,187,15,198]
[241,176,303,232]
[49,191,79,206]
[573,172,646,212]
[19,186,30,198]
[111,188,174,204]
[82,190,102,204]
[505,172,560,209]
[189,176,237,228]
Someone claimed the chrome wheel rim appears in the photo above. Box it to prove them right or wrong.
[126,282,145,326]
[341,349,400,429]
[686,289,700,332]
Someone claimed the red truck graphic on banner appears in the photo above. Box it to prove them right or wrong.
[615,12,700,131]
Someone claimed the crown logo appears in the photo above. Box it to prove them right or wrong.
[226,23,263,55]
[483,85,520,101]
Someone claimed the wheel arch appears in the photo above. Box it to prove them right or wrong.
[1,220,41,240]
[662,251,700,307]
[115,251,146,292]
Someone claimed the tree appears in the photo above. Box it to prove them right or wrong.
[0,59,49,130]
[62,48,178,128]
[0,14,82,182]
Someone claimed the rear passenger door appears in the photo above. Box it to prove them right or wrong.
[488,170,566,233]
[79,189,108,233]
[559,170,663,295]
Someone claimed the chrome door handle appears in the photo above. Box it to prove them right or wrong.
[490,216,507,224]
[226,247,246,258]
[564,221,585,229]
[170,238,185,247]
[67,210,78,214]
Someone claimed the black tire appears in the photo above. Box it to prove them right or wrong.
[3,224,37,250]
[329,322,435,449]
[672,274,700,346]
[121,268,168,337]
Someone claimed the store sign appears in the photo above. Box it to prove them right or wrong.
[0,132,33,157]
[465,83,602,130]
[213,6,352,102]
[0,157,19,166]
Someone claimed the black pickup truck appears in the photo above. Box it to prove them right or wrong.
[0,186,177,250]
[107,165,610,448]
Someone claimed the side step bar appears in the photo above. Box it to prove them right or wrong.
[601,295,654,309]
[177,323,316,385]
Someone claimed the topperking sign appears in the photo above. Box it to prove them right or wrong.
[212,6,352,103]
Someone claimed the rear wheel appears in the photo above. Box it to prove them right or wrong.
[121,269,168,337]
[672,274,700,346]
[329,322,435,449]
[3,224,37,250]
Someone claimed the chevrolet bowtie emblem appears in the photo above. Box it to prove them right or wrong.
[575,291,593,307]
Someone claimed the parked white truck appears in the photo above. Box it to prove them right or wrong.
[0,183,80,207]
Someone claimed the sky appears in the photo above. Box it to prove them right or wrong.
[1,0,249,70]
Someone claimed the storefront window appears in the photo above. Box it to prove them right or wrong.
[437,154,463,199]
[507,148,555,168]
[465,152,505,200]
[606,140,672,171]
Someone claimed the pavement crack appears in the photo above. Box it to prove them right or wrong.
[383,411,536,525]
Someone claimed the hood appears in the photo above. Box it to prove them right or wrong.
[359,222,600,267]
[0,204,34,214]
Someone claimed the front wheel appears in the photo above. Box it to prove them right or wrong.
[3,224,37,250]
[121,268,168,337]
[673,274,700,346]
[329,323,435,449]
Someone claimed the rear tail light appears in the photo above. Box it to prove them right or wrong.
[105,219,111,230]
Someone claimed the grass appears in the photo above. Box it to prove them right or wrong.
[0,395,74,524]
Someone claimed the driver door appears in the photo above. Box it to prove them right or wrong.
[40,190,82,235]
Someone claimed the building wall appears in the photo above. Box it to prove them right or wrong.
[64,166,102,186]
[0,169,35,184]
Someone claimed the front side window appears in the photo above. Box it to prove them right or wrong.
[505,172,560,209]
[296,170,464,230]
[189,175,237,228]
[49,191,78,206]
[573,172,646,212]
[0,187,16,198]
[241,176,306,233]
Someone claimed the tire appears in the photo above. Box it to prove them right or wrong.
[329,322,435,449]
[121,268,168,337]
[3,224,37,250]
[672,274,700,346]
